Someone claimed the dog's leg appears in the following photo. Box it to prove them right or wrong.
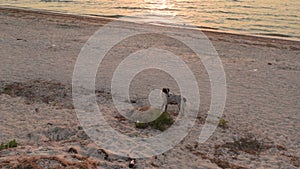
[177,104,181,111]
[162,103,168,112]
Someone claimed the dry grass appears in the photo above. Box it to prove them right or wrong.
[0,156,99,169]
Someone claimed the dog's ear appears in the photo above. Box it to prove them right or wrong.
[167,88,170,92]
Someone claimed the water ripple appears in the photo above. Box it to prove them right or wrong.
[0,0,299,39]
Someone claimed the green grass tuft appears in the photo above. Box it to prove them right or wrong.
[0,139,18,151]
[218,118,228,129]
[135,122,149,129]
[135,112,174,131]
[150,112,174,131]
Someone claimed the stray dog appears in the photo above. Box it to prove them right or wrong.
[163,88,186,112]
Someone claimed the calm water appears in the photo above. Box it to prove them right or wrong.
[1,0,299,39]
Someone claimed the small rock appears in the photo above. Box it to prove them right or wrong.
[47,127,76,141]
[87,148,108,160]
[68,147,78,154]
[76,130,89,140]
[151,161,159,167]
[130,99,137,103]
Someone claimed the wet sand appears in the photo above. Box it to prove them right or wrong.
[0,7,299,168]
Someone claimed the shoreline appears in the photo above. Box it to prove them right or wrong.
[1,5,299,168]
[1,5,300,43]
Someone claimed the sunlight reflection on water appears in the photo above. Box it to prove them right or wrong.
[0,0,299,39]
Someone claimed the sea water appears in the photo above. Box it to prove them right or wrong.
[1,0,299,39]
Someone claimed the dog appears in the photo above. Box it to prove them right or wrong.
[163,88,186,112]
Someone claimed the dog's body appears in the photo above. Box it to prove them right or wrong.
[163,88,186,112]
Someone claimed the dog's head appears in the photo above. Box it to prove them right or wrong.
[162,88,170,97]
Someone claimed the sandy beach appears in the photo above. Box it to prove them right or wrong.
[0,7,300,168]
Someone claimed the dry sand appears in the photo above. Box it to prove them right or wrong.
[0,7,300,168]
